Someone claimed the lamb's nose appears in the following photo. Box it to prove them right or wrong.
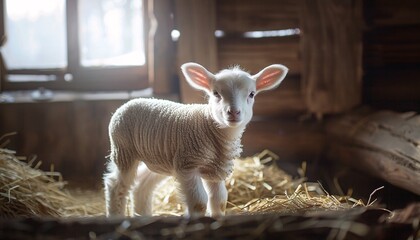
[227,108,241,117]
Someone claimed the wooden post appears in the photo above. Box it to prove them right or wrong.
[175,0,218,103]
[0,0,5,91]
[326,109,420,195]
[147,0,175,95]
[300,0,363,117]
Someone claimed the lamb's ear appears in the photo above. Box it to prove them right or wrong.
[253,64,288,93]
[181,62,215,93]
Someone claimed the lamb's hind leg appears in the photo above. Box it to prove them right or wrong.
[131,163,168,216]
[104,152,139,217]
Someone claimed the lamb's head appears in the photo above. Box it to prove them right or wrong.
[181,63,288,128]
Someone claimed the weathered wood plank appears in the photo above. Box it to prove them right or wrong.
[363,67,420,112]
[300,0,363,116]
[364,25,420,67]
[218,36,301,75]
[0,208,414,240]
[326,109,420,195]
[364,0,420,27]
[216,0,299,32]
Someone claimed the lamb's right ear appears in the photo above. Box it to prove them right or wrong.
[181,62,215,93]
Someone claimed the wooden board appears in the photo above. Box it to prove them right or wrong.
[216,0,299,32]
[218,36,301,76]
[300,0,363,116]
[364,26,420,68]
[363,67,420,111]
[364,0,420,26]
[0,208,416,240]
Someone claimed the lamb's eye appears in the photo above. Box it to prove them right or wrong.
[249,91,255,98]
[213,91,221,98]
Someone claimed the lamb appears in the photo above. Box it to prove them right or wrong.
[104,62,288,217]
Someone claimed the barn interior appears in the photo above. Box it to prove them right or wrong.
[0,0,419,239]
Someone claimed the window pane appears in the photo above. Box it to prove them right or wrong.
[1,0,67,70]
[78,0,145,67]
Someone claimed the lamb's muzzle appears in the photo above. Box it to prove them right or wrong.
[104,62,288,217]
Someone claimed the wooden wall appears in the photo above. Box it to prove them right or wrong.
[363,0,420,111]
[214,0,420,115]
[0,99,124,188]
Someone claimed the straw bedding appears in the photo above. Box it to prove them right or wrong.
[0,140,364,218]
[2,136,418,240]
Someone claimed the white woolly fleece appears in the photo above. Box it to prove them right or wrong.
[108,98,244,181]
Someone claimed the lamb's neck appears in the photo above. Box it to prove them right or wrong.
[201,107,246,142]
[221,125,246,141]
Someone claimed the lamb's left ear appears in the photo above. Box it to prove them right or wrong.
[181,62,215,93]
[253,64,288,93]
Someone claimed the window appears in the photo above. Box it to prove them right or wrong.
[0,0,148,91]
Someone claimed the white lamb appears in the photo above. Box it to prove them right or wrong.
[104,62,288,217]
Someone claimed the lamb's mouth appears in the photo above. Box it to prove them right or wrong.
[226,118,243,126]
[227,117,241,122]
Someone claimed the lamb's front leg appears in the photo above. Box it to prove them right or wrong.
[203,180,228,217]
[176,171,208,217]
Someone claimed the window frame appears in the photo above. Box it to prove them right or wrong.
[0,0,149,92]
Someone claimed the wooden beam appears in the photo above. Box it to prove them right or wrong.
[326,108,420,195]
[175,0,218,103]
[0,208,414,239]
[148,0,175,95]
[300,0,363,117]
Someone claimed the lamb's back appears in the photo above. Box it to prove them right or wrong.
[110,98,212,174]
